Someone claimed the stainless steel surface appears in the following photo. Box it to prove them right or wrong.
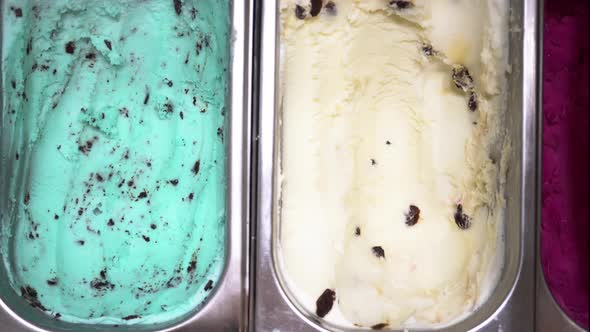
[252,0,541,331]
[0,1,252,331]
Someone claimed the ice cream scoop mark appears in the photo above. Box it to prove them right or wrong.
[173,0,182,15]
[405,205,420,226]
[192,160,201,175]
[21,286,47,311]
[372,246,385,258]
[389,0,414,10]
[310,0,323,16]
[454,204,471,229]
[104,39,112,50]
[315,289,336,318]
[295,5,306,19]
[371,323,389,330]
[47,278,58,286]
[204,280,214,291]
[11,7,23,18]
[355,227,361,236]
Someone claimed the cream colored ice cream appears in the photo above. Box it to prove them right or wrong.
[277,0,510,329]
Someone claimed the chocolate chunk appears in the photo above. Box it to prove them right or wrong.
[192,160,200,175]
[371,158,377,166]
[11,80,16,89]
[65,41,76,54]
[144,91,150,105]
[46,278,58,286]
[137,190,148,199]
[389,0,414,10]
[173,0,182,15]
[187,258,197,273]
[26,38,32,55]
[21,286,47,311]
[405,205,420,226]
[355,227,361,236]
[371,323,389,330]
[204,279,214,291]
[164,102,174,113]
[315,288,336,318]
[77,240,85,245]
[295,5,306,19]
[324,1,336,14]
[142,235,150,242]
[122,315,140,320]
[96,173,104,182]
[468,92,478,111]
[310,0,323,16]
[451,65,474,92]
[107,218,115,226]
[150,224,157,230]
[188,193,194,200]
[104,39,112,50]
[12,7,23,18]
[454,204,471,230]
[372,246,385,258]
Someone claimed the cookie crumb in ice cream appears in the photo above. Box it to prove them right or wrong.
[405,205,420,226]
[310,0,323,17]
[389,1,414,10]
[65,41,75,54]
[451,65,474,92]
[468,92,478,111]
[371,323,389,330]
[454,204,471,230]
[295,5,307,20]
[371,246,385,258]
[315,288,336,318]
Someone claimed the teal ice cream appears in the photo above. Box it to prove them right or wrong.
[1,0,229,325]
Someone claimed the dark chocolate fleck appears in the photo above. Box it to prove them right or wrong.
[164,102,174,113]
[454,204,471,230]
[122,315,140,320]
[96,173,104,182]
[142,235,150,242]
[371,158,377,166]
[371,323,389,330]
[12,7,23,18]
[77,240,85,245]
[389,0,414,10]
[150,224,157,230]
[85,53,96,60]
[192,160,200,175]
[372,246,385,258]
[107,218,115,226]
[325,1,336,14]
[355,227,361,236]
[169,179,179,186]
[315,288,336,318]
[405,204,420,226]
[310,0,323,17]
[21,286,47,311]
[173,0,182,15]
[421,44,434,56]
[468,92,478,111]
[295,5,306,19]
[204,279,214,291]
[188,193,194,200]
[179,111,184,119]
[137,190,148,199]
[47,278,58,286]
[65,41,76,54]
[11,80,16,89]
[24,192,30,205]
[104,39,112,50]
[144,91,150,105]
[187,259,197,273]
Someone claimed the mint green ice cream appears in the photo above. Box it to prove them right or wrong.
[1,0,229,325]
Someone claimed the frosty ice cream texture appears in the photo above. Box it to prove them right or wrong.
[278,0,510,328]
[1,0,229,325]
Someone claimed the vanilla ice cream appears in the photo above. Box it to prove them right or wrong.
[277,0,510,329]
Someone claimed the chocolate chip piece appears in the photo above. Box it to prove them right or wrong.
[372,246,385,258]
[137,190,148,199]
[310,0,323,16]
[355,227,361,236]
[324,1,336,14]
[107,219,115,226]
[104,39,112,50]
[452,65,474,92]
[468,91,478,111]
[204,279,214,291]
[389,0,414,10]
[372,323,389,330]
[315,289,336,318]
[144,91,150,105]
[173,0,182,15]
[122,315,140,320]
[192,160,200,175]
[77,240,85,245]
[150,224,157,230]
[454,204,471,230]
[405,205,420,226]
[421,44,434,56]
[370,158,377,166]
[169,179,179,186]
[46,278,58,286]
[295,5,306,19]
[85,53,96,60]
[187,258,197,273]
[65,41,76,54]
[96,173,104,182]
[12,7,23,18]
[142,235,150,242]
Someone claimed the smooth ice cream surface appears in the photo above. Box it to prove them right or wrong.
[278,0,510,329]
[1,0,229,325]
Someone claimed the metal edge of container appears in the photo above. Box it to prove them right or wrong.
[251,0,541,331]
[0,1,252,331]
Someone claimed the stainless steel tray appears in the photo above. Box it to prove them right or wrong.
[251,0,542,331]
[0,1,253,331]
